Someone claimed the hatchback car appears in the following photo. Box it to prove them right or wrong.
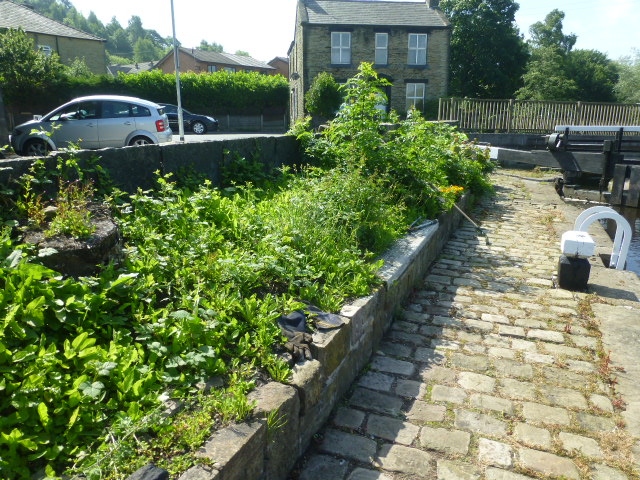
[10,95,172,156]
[159,104,219,134]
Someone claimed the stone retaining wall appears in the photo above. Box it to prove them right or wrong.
[0,135,300,193]
[169,202,465,480]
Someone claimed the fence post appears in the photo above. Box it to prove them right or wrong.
[507,99,514,133]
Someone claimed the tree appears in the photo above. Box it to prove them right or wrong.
[528,9,576,53]
[518,10,617,101]
[199,40,224,52]
[133,38,161,62]
[305,72,343,120]
[614,49,640,103]
[0,28,64,107]
[235,50,250,57]
[441,0,529,98]
[515,47,579,100]
[567,50,618,102]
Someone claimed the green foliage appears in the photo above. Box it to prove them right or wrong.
[1,64,495,478]
[0,28,65,106]
[298,63,494,218]
[615,49,640,103]
[305,72,343,120]
[528,9,576,53]
[441,0,529,98]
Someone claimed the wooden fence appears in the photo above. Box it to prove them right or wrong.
[438,98,640,134]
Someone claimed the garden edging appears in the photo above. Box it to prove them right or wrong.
[131,197,468,480]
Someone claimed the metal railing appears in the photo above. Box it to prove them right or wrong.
[438,98,640,134]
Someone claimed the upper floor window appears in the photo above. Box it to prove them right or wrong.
[406,82,425,112]
[375,33,388,65]
[407,33,428,66]
[331,32,351,65]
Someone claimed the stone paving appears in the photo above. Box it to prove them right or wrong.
[292,172,640,480]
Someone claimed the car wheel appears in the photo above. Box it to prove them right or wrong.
[129,136,153,147]
[23,139,50,157]
[192,121,207,135]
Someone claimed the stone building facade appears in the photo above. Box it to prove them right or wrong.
[289,0,450,123]
[0,0,107,74]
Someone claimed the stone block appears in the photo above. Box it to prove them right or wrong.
[196,421,265,480]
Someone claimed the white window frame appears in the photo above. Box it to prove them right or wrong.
[375,33,388,65]
[406,83,426,112]
[407,33,428,66]
[38,45,52,57]
[331,32,351,65]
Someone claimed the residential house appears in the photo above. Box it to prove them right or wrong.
[289,0,451,122]
[268,56,290,78]
[0,0,107,74]
[156,47,276,75]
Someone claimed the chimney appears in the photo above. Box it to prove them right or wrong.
[427,0,439,7]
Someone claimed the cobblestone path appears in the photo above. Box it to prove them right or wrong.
[293,173,640,480]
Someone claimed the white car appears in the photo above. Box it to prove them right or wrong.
[10,95,172,156]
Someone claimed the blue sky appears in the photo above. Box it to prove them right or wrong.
[71,0,639,62]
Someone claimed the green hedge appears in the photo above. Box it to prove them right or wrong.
[8,70,289,118]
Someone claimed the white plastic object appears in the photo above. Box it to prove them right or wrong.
[561,230,596,258]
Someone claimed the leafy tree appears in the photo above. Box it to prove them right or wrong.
[528,9,576,53]
[133,38,162,62]
[518,10,617,101]
[235,50,250,57]
[199,40,224,52]
[615,49,640,103]
[305,72,342,120]
[567,49,618,102]
[65,57,94,78]
[0,28,64,107]
[441,0,529,98]
[516,46,579,100]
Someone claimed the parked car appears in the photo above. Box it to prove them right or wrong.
[159,104,219,134]
[10,95,172,156]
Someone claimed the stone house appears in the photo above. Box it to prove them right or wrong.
[156,47,277,75]
[0,0,107,74]
[289,0,450,123]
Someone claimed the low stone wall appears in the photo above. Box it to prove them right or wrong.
[166,201,466,480]
[0,135,300,192]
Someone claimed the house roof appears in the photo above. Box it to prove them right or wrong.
[299,0,449,28]
[0,0,104,41]
[108,61,157,76]
[177,47,275,70]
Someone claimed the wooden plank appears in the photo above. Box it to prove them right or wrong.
[492,148,607,174]
[610,164,628,206]
[626,165,640,207]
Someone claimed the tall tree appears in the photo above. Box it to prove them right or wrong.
[518,10,617,101]
[441,0,529,98]
[528,9,576,53]
[199,40,224,52]
[615,49,640,103]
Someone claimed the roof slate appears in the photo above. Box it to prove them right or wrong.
[300,0,449,27]
[180,47,275,70]
[0,0,104,41]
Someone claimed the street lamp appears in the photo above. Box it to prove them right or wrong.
[170,0,185,141]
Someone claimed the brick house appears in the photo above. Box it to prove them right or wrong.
[0,0,107,74]
[289,0,450,123]
[268,56,290,78]
[156,47,277,75]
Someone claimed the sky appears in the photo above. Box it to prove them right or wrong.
[69,0,640,63]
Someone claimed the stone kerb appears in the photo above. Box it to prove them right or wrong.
[175,198,466,480]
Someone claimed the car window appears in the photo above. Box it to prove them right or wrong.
[131,104,151,117]
[50,100,99,121]
[162,105,177,114]
[102,101,131,119]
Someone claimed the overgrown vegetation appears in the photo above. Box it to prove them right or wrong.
[0,63,493,479]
